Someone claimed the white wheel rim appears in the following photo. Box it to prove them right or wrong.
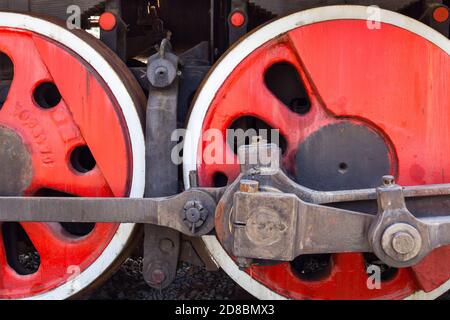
[0,12,146,300]
[182,5,450,300]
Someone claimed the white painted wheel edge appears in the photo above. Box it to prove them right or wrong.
[0,12,146,300]
[184,6,450,300]
[202,236,286,300]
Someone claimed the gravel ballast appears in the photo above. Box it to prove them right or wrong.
[87,257,254,300]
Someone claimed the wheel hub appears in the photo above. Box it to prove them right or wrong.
[0,126,32,196]
[295,121,392,191]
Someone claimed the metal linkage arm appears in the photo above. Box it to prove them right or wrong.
[232,191,374,261]
[231,175,450,268]
[368,177,450,268]
[424,217,450,249]
[0,189,218,237]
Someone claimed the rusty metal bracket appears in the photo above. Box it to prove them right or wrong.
[144,37,181,289]
[232,188,372,261]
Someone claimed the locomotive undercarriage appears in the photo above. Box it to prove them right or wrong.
[0,0,449,299]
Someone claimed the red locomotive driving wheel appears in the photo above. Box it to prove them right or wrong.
[184,6,450,299]
[0,13,146,299]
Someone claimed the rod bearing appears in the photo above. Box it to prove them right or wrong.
[381,223,422,262]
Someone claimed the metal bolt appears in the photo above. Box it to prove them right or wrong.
[236,257,253,270]
[382,175,395,187]
[159,238,174,253]
[155,66,167,76]
[183,201,207,234]
[381,223,422,262]
[185,207,201,223]
[145,262,167,286]
[147,55,177,88]
[391,232,415,255]
[240,180,259,193]
[150,268,166,285]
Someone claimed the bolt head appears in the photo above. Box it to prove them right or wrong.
[150,268,166,284]
[392,232,415,255]
[183,200,208,233]
[382,175,395,187]
[155,66,168,76]
[159,238,175,253]
[185,207,201,223]
[239,180,259,193]
[147,56,177,88]
[381,223,422,262]
[236,257,253,270]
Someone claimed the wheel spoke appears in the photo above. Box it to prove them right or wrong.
[284,32,331,111]
[0,29,52,115]
[204,39,332,150]
[32,35,131,197]
[29,161,113,197]
[330,253,369,285]
[20,222,114,268]
[20,223,68,259]
[326,253,415,299]
[0,224,42,298]
[15,222,113,296]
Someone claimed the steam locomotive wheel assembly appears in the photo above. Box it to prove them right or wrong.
[0,2,450,301]
[183,6,450,299]
[0,13,146,299]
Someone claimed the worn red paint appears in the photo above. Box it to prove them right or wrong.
[0,28,133,298]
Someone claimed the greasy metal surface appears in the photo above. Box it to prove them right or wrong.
[369,179,434,268]
[143,39,181,290]
[232,191,372,261]
[206,144,450,267]
[184,236,220,271]
[145,41,179,198]
[0,126,32,196]
[143,225,180,289]
[178,41,211,127]
[230,165,450,268]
